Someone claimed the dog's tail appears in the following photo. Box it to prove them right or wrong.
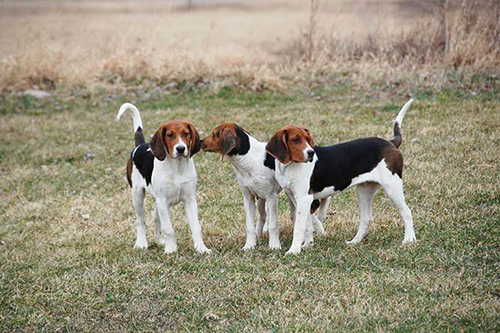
[391,98,415,149]
[116,103,145,147]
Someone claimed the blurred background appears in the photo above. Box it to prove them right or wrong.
[0,0,498,93]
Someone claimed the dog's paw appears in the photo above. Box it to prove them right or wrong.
[134,239,148,250]
[164,242,178,253]
[268,240,281,250]
[345,236,362,245]
[402,235,417,244]
[195,243,212,254]
[155,236,166,246]
[285,246,301,256]
[242,242,256,251]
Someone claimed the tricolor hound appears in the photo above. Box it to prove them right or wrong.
[116,103,211,254]
[200,123,325,250]
[266,99,417,255]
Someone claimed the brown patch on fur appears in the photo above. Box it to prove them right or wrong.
[266,125,315,164]
[150,120,201,160]
[383,145,403,177]
[201,123,244,155]
[126,157,133,187]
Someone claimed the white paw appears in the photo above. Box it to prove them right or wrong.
[402,235,417,244]
[134,239,148,249]
[302,239,314,248]
[155,236,166,246]
[164,241,178,253]
[345,236,362,245]
[242,242,256,251]
[285,246,302,255]
[269,240,281,250]
[195,243,212,254]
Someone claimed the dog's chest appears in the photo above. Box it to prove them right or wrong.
[151,160,197,204]
[275,159,316,194]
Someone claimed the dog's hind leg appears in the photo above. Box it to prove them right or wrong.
[152,204,165,246]
[317,197,331,223]
[381,176,416,244]
[256,198,266,239]
[346,182,379,245]
[132,187,148,249]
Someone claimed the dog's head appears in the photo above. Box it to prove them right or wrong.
[201,123,249,156]
[266,125,315,164]
[150,120,201,160]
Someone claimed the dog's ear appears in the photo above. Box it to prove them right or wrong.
[220,128,237,156]
[300,126,314,147]
[186,122,201,157]
[150,126,167,161]
[266,129,290,164]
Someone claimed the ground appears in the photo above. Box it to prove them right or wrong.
[0,88,498,331]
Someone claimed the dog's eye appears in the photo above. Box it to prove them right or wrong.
[167,133,174,139]
[216,130,222,137]
[183,132,189,138]
[292,137,300,143]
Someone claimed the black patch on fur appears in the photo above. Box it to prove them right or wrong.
[390,122,402,148]
[132,143,154,186]
[309,137,396,194]
[227,126,250,156]
[263,152,276,170]
[134,127,146,147]
[310,199,320,214]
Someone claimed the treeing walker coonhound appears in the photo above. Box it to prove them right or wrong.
[116,103,211,254]
[265,99,417,255]
[200,123,325,250]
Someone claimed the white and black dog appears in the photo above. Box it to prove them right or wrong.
[200,123,325,250]
[116,103,211,254]
[266,99,417,255]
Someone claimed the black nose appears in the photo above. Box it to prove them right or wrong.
[176,146,186,153]
[307,150,315,158]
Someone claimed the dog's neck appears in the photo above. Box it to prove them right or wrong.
[226,134,266,176]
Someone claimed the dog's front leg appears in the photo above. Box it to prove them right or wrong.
[266,195,281,250]
[155,199,177,253]
[286,195,313,255]
[256,198,266,239]
[184,198,212,254]
[242,193,257,251]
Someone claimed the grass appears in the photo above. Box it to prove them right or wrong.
[0,87,499,331]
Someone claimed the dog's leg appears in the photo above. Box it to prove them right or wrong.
[132,187,148,249]
[381,177,416,244]
[288,194,297,225]
[286,195,313,255]
[242,194,257,250]
[266,195,281,250]
[184,198,212,254]
[317,197,331,223]
[152,204,165,246]
[155,199,177,253]
[347,183,380,244]
[303,214,315,248]
[310,214,325,236]
[256,198,266,239]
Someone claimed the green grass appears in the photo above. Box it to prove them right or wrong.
[0,88,499,331]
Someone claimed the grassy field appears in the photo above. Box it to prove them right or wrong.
[0,87,499,331]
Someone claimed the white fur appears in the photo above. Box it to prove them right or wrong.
[395,98,415,128]
[116,103,143,132]
[118,104,211,254]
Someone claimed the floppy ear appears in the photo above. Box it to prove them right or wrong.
[150,126,167,161]
[186,122,201,157]
[220,129,237,156]
[300,126,315,147]
[266,129,290,164]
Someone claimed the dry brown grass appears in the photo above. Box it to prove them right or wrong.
[0,0,498,95]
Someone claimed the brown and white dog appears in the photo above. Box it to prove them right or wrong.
[201,123,325,250]
[116,103,211,254]
[266,99,417,255]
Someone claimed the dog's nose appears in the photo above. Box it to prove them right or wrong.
[176,146,186,154]
[307,150,315,158]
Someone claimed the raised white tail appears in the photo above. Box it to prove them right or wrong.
[391,98,415,148]
[116,103,143,132]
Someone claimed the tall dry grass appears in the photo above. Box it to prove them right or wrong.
[0,0,498,94]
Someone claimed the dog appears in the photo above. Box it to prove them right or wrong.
[116,103,211,254]
[266,99,417,255]
[200,123,325,250]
